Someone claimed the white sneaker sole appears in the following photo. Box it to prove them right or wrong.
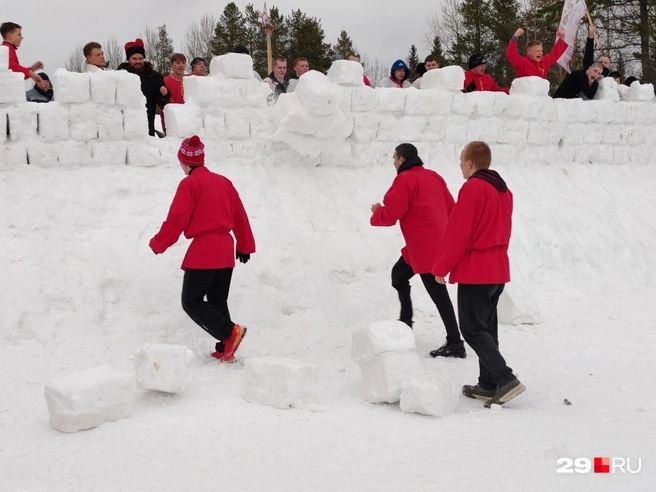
[485,382,526,408]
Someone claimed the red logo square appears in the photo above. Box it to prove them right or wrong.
[594,457,610,473]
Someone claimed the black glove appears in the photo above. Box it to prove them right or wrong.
[464,80,477,93]
[236,251,250,264]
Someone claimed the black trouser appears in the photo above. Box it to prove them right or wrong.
[458,283,515,389]
[391,256,461,345]
[181,268,234,347]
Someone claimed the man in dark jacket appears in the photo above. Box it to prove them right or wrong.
[583,24,611,77]
[371,143,465,358]
[118,38,170,136]
[553,62,603,99]
[25,71,53,102]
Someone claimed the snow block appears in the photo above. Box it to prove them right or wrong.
[450,93,474,116]
[358,351,423,403]
[163,104,202,139]
[594,77,620,102]
[0,45,8,71]
[6,103,38,141]
[375,88,407,113]
[0,109,6,144]
[498,286,540,325]
[327,60,365,87]
[509,76,550,96]
[89,71,117,105]
[468,91,508,117]
[203,112,226,139]
[52,68,90,104]
[421,66,464,92]
[467,117,499,143]
[57,141,92,166]
[350,112,381,143]
[27,142,58,167]
[92,140,127,166]
[225,110,251,139]
[115,70,146,108]
[351,321,417,363]
[295,71,338,116]
[69,105,99,140]
[351,86,379,112]
[122,108,149,139]
[243,357,319,409]
[37,103,70,140]
[127,142,161,167]
[404,89,433,115]
[423,116,447,141]
[399,372,460,418]
[0,70,27,103]
[0,142,28,166]
[135,344,193,394]
[44,365,134,433]
[243,78,272,107]
[97,107,124,140]
[211,53,255,80]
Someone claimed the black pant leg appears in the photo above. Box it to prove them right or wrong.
[391,256,415,327]
[419,273,461,345]
[207,268,234,322]
[181,269,235,342]
[458,284,514,388]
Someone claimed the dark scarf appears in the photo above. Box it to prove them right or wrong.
[470,169,508,192]
[268,72,290,94]
[396,155,424,175]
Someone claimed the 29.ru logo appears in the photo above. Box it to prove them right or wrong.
[557,457,641,474]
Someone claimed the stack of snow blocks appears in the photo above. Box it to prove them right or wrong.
[399,373,460,418]
[44,365,135,433]
[243,357,319,409]
[135,343,193,394]
[0,45,29,166]
[351,321,423,403]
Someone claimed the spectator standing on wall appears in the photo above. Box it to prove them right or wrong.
[553,62,603,99]
[117,38,170,137]
[25,72,53,102]
[234,45,263,81]
[84,42,106,72]
[190,57,207,76]
[371,143,465,359]
[378,59,411,88]
[1,22,48,91]
[346,53,371,87]
[506,27,567,79]
[412,55,439,89]
[583,25,611,77]
[463,54,509,94]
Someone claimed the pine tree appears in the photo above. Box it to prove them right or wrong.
[211,2,245,56]
[151,24,174,74]
[333,30,356,60]
[487,0,522,86]
[431,35,445,63]
[285,10,332,73]
[407,44,419,81]
[458,0,496,66]
[243,4,267,75]
[268,6,289,62]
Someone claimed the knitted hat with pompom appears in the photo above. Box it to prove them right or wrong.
[177,135,205,167]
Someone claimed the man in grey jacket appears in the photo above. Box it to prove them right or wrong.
[26,72,53,102]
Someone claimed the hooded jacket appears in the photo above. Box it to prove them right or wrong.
[377,59,411,88]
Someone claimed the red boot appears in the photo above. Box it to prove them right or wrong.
[210,350,235,363]
[221,324,247,361]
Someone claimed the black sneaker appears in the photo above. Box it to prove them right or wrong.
[484,378,526,408]
[430,341,466,359]
[462,384,496,402]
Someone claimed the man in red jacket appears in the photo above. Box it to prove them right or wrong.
[506,27,567,79]
[433,142,525,407]
[1,22,48,91]
[150,136,256,362]
[371,143,464,358]
[463,54,509,94]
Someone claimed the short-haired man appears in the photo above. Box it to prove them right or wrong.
[346,52,371,87]
[26,72,53,102]
[164,53,186,104]
[378,59,411,88]
[190,57,207,76]
[84,42,106,72]
[1,22,48,91]
[266,57,297,99]
[553,62,603,99]
[583,24,611,77]
[150,135,256,362]
[117,38,170,137]
[412,55,440,88]
[506,27,567,79]
[371,143,465,358]
[463,54,509,94]
[433,141,525,408]
[293,57,310,78]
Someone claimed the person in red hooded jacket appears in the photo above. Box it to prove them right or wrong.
[150,136,256,362]
[371,143,465,358]
[432,141,525,407]
[506,27,567,79]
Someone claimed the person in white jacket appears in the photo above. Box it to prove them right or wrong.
[377,59,411,88]
[84,42,105,72]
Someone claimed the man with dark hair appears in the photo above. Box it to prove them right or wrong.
[371,143,465,359]
[1,22,48,91]
[26,72,53,102]
[433,141,525,407]
[190,57,207,76]
[463,54,509,94]
[164,53,186,104]
[553,62,603,99]
[84,42,105,72]
[266,56,297,98]
[506,27,567,79]
[117,38,170,137]
[583,24,611,77]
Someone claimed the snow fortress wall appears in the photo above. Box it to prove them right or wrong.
[1,57,655,168]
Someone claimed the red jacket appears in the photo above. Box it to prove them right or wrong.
[506,38,568,79]
[432,174,512,284]
[163,75,184,104]
[363,75,371,87]
[371,162,455,274]
[463,70,509,94]
[150,166,255,270]
[2,41,30,79]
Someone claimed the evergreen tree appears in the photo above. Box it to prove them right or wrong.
[407,44,419,81]
[285,10,332,73]
[151,24,174,74]
[458,0,496,66]
[243,4,267,75]
[431,35,446,63]
[268,6,289,62]
[333,30,356,60]
[487,0,522,86]
[211,2,245,56]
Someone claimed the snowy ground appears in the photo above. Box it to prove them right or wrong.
[1,146,655,491]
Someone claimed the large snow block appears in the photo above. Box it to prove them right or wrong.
[243,357,319,409]
[421,66,464,92]
[90,70,117,105]
[225,110,251,139]
[115,70,146,108]
[327,60,365,87]
[97,107,124,140]
[358,351,423,403]
[52,68,90,104]
[295,70,338,116]
[163,104,202,139]
[122,108,149,139]
[404,89,433,115]
[57,141,92,166]
[509,76,549,96]
[211,53,255,79]
[27,142,58,167]
[69,105,99,140]
[37,103,70,140]
[351,320,417,363]
[375,88,407,113]
[450,93,475,116]
[44,365,134,433]
[0,70,27,103]
[0,142,28,166]
[6,103,38,141]
[0,109,6,144]
[0,45,9,71]
[127,142,161,167]
[594,77,620,102]
[350,112,382,143]
[400,373,459,418]
[203,112,226,139]
[350,87,378,112]
[135,344,193,394]
[92,140,127,166]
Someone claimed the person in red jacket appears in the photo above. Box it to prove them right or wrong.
[463,54,509,94]
[150,136,256,362]
[1,22,48,91]
[160,53,186,135]
[432,141,525,407]
[371,143,464,358]
[506,27,567,79]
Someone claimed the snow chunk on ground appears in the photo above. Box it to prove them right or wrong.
[420,66,465,92]
[52,68,90,104]
[327,60,365,87]
[44,365,134,433]
[510,76,550,97]
[498,286,540,325]
[400,372,460,418]
[357,351,423,403]
[135,344,193,394]
[243,357,319,409]
[351,320,417,362]
[210,53,255,80]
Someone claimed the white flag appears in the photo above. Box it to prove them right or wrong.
[557,0,589,72]
[259,2,270,25]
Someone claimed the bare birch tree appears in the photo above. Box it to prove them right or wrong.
[65,44,86,72]
[181,13,217,69]
[104,37,123,69]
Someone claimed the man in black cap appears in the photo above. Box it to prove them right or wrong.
[190,57,207,76]
[463,54,508,94]
[25,71,53,102]
[117,38,170,136]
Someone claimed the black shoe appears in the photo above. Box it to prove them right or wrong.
[484,378,526,408]
[430,341,466,359]
[462,384,496,402]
